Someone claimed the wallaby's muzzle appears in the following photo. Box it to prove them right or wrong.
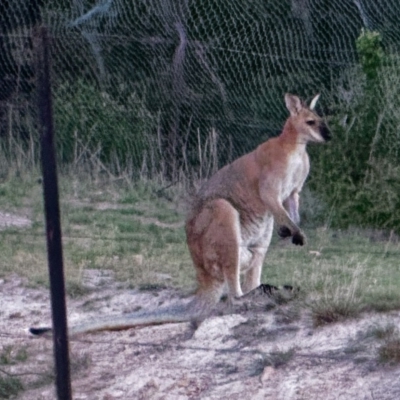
[320,123,332,142]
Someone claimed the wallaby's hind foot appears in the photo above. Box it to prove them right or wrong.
[230,283,299,313]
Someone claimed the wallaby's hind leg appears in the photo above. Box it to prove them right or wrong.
[186,199,243,303]
[242,247,266,293]
[204,199,243,299]
[242,221,274,293]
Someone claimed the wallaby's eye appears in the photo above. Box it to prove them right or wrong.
[306,120,315,126]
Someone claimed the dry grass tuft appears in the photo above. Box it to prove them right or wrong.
[376,326,400,365]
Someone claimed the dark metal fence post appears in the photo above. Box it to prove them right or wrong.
[35,25,72,400]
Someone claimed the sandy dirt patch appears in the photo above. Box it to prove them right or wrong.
[1,272,400,399]
[0,212,31,230]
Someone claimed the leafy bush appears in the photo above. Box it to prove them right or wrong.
[356,29,385,81]
[309,30,400,232]
[53,79,156,173]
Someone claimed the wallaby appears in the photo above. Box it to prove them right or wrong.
[30,93,331,337]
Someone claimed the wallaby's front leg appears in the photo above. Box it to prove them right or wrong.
[261,188,305,246]
[268,200,305,245]
[278,191,302,242]
[284,191,300,224]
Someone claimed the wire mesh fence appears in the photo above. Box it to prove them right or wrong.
[2,2,400,397]
[2,0,400,183]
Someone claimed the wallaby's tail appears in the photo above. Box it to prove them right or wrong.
[29,296,211,337]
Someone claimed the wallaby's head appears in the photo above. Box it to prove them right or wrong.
[284,93,331,143]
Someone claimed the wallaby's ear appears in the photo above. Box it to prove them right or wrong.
[309,93,320,110]
[285,93,303,116]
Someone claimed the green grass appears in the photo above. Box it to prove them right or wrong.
[0,345,28,398]
[0,172,193,292]
[0,346,27,365]
[263,228,400,322]
[369,325,400,365]
[0,375,24,399]
[1,171,400,321]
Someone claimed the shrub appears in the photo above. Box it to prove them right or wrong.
[308,30,400,232]
[53,79,155,173]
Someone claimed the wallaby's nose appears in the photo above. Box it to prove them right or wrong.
[320,123,331,142]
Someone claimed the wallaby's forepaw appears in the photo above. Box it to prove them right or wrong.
[292,231,306,246]
[278,226,292,238]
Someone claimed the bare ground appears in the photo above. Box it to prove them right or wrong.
[1,271,400,400]
[0,212,31,230]
[1,211,400,399]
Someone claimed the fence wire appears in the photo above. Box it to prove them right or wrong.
[2,1,400,181]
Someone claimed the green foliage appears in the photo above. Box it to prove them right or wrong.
[3,3,400,232]
[53,79,155,172]
[0,346,26,398]
[356,29,385,81]
[0,375,23,399]
[0,346,28,365]
[311,298,360,327]
[309,30,400,232]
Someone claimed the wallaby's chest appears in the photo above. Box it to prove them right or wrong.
[280,152,309,197]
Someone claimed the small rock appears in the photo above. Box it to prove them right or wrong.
[260,366,276,384]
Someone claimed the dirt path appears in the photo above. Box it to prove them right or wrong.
[1,272,400,399]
